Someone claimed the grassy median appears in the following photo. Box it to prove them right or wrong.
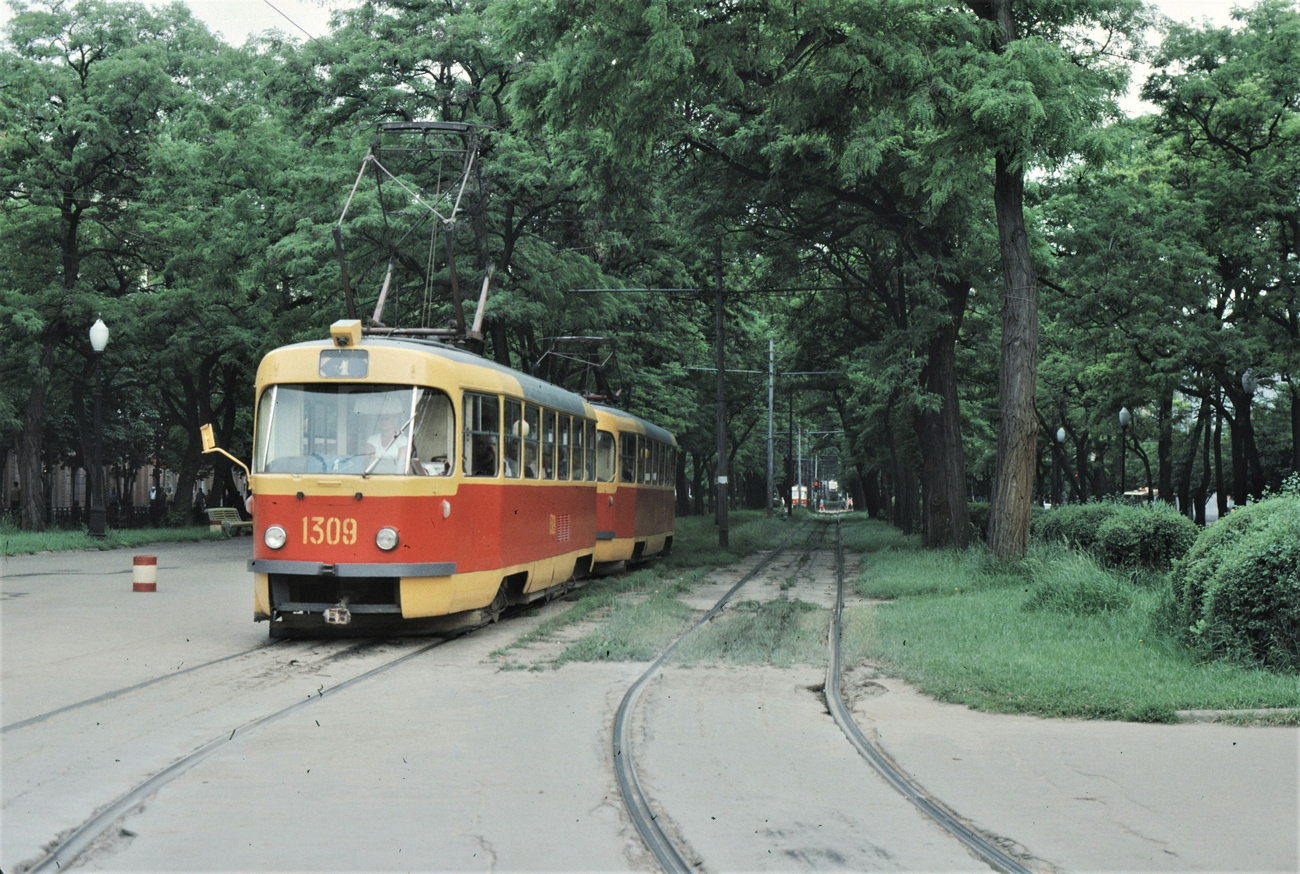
[1,522,224,555]
[842,516,1300,723]
[503,510,1300,723]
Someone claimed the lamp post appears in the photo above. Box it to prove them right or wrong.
[1118,406,1131,498]
[1055,426,1066,506]
[88,318,110,538]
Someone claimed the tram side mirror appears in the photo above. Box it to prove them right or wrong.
[201,423,252,480]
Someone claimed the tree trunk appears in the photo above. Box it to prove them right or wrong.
[986,153,1040,559]
[1291,382,1300,476]
[1157,381,1174,505]
[1214,406,1227,518]
[19,335,61,531]
[1179,399,1209,520]
[916,292,972,548]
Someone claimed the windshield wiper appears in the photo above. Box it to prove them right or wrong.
[362,414,415,478]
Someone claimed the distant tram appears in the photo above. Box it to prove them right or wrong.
[791,484,808,507]
[211,320,676,636]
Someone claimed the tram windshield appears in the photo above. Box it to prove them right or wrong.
[254,384,454,476]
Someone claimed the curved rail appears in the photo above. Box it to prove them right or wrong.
[613,523,812,873]
[824,520,1035,874]
[28,636,454,874]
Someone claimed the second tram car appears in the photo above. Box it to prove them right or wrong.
[230,321,676,636]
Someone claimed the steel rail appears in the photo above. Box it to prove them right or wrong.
[612,522,812,873]
[28,636,454,874]
[1,641,285,734]
[824,520,1036,874]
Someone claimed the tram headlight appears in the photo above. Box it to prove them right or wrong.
[264,525,287,550]
[376,526,400,551]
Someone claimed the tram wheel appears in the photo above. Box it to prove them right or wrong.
[486,584,508,623]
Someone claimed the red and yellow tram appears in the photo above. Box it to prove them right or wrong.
[217,320,675,636]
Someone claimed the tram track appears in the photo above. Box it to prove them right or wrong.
[12,631,468,874]
[612,520,819,873]
[1,640,287,734]
[614,516,1039,874]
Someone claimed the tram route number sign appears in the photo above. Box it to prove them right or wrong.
[302,516,359,546]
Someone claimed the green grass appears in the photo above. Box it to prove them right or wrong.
[0,523,224,555]
[850,541,1300,722]
[555,590,696,664]
[492,511,814,665]
[673,598,827,667]
[485,509,1300,724]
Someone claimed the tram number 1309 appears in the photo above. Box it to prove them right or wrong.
[302,516,359,545]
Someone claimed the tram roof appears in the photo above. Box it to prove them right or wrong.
[590,402,676,446]
[270,336,588,417]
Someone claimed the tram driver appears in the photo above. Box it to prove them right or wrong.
[366,411,410,473]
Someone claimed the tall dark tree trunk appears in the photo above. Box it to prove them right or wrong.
[19,335,62,531]
[1291,383,1300,475]
[986,153,1040,559]
[1157,381,1174,505]
[675,451,690,517]
[1214,406,1227,518]
[1179,399,1209,520]
[1196,402,1212,526]
[916,283,971,549]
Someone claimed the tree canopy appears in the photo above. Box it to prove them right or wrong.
[3,0,1298,549]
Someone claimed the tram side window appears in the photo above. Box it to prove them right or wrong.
[503,399,524,478]
[572,418,586,482]
[619,433,637,484]
[541,409,557,480]
[651,442,661,486]
[557,414,571,480]
[410,389,454,476]
[523,405,541,478]
[597,430,616,482]
[586,421,597,481]
[463,393,499,477]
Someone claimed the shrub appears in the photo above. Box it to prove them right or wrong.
[968,502,990,541]
[1096,503,1199,571]
[1032,502,1121,551]
[1024,546,1133,615]
[1171,495,1300,669]
[968,502,1045,543]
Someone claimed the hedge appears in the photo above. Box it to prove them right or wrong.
[1171,495,1300,670]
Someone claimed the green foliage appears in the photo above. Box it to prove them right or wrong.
[1024,546,1133,615]
[1096,503,1199,570]
[1032,502,1122,551]
[1034,503,1198,572]
[674,599,826,667]
[1172,494,1300,670]
[968,502,991,541]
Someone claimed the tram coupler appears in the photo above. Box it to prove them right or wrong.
[323,604,352,626]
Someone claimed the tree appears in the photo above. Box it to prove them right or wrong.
[1,0,228,528]
[1143,0,1300,493]
[946,0,1148,557]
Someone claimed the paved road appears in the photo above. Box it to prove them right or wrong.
[2,540,1296,872]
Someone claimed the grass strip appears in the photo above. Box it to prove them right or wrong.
[849,539,1300,722]
[1,524,225,556]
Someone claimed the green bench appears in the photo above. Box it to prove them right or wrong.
[208,506,252,536]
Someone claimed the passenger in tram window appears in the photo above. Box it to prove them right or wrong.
[471,434,498,476]
[504,404,525,478]
[524,445,539,479]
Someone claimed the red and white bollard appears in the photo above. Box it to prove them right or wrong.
[132,555,157,592]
